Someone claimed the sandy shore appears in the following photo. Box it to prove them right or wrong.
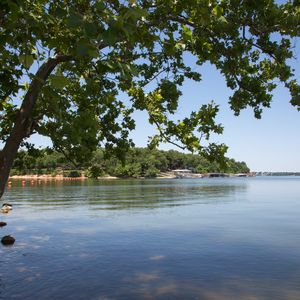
[9,175,84,180]
[9,175,119,180]
[9,172,178,180]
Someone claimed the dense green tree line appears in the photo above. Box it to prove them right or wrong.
[11,148,250,178]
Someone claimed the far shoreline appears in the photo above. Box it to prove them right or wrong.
[8,174,177,180]
[8,172,255,181]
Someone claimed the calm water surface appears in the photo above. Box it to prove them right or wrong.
[0,177,300,299]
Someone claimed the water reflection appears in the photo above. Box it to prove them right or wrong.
[5,179,247,211]
[1,177,300,299]
[118,275,300,300]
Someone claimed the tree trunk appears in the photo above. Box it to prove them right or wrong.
[0,55,72,199]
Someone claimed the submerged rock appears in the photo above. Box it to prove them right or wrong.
[0,221,7,227]
[1,203,13,213]
[2,203,12,209]
[1,235,15,246]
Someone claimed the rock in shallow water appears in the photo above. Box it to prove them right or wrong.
[1,235,15,245]
[1,203,13,213]
[2,203,12,209]
[0,221,7,227]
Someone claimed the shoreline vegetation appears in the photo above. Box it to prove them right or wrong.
[8,172,254,181]
[9,147,251,181]
[8,172,300,182]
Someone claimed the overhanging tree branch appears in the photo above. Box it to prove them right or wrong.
[0,54,73,198]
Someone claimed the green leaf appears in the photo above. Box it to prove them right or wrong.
[19,55,34,69]
[175,41,186,50]
[102,61,115,70]
[88,48,99,58]
[131,8,147,18]
[213,6,224,17]
[84,22,98,38]
[67,12,82,28]
[49,75,70,89]
[182,25,193,41]
[291,95,300,106]
[76,41,90,56]
[54,7,66,18]
[102,29,119,46]
[218,16,228,23]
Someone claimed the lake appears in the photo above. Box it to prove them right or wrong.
[1,177,300,299]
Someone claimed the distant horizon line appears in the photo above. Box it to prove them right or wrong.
[253,171,300,174]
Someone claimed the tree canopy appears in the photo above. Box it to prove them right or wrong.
[0,0,299,197]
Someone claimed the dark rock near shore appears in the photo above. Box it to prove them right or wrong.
[1,235,15,245]
[0,221,7,227]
